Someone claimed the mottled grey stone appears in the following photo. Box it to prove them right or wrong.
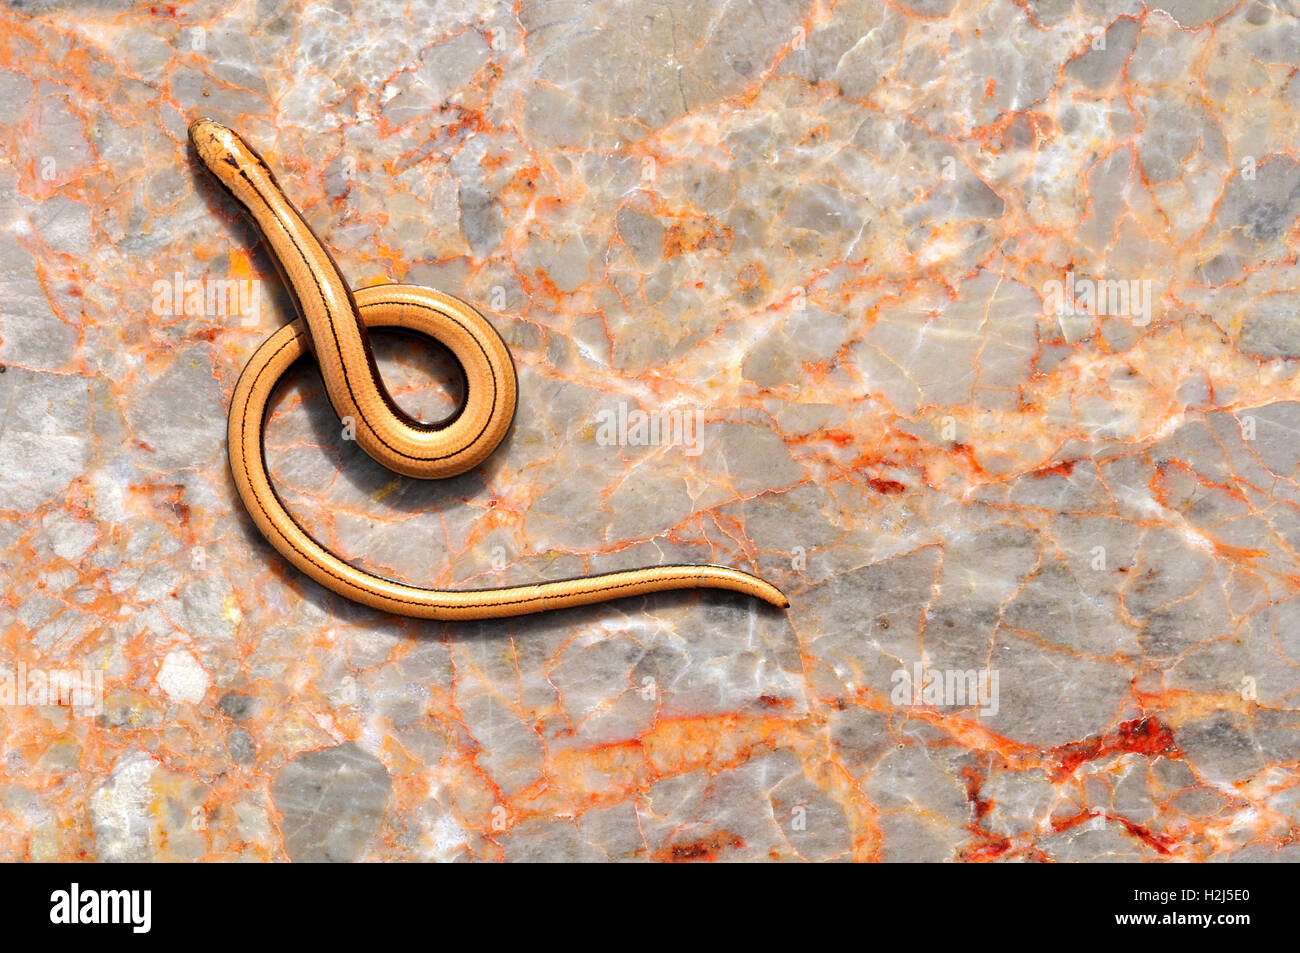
[419,29,490,101]
[1,0,132,10]
[1066,17,1140,89]
[503,802,648,862]
[806,547,940,697]
[1216,843,1300,863]
[643,750,820,860]
[271,743,392,862]
[1122,527,1215,619]
[742,307,851,389]
[520,0,810,148]
[987,632,1131,746]
[1156,0,1238,27]
[829,707,892,775]
[458,185,502,257]
[983,770,1056,837]
[227,728,256,764]
[31,194,92,256]
[769,770,851,861]
[715,422,804,495]
[1239,296,1300,359]
[1176,711,1266,785]
[217,691,254,722]
[1139,95,1215,182]
[89,751,158,862]
[866,745,970,830]
[895,0,955,14]
[0,239,78,370]
[0,69,33,124]
[604,474,693,541]
[0,368,93,511]
[455,683,545,796]
[1213,157,1300,250]
[616,206,665,268]
[1043,819,1146,862]
[878,812,964,863]
[123,346,225,472]
[502,818,612,862]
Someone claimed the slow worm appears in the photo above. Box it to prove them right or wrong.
[189,119,789,620]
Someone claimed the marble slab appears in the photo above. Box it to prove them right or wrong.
[2,0,1299,862]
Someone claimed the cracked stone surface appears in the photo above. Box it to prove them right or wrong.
[271,743,392,862]
[2,0,1300,862]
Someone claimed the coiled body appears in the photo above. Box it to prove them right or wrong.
[190,119,788,619]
